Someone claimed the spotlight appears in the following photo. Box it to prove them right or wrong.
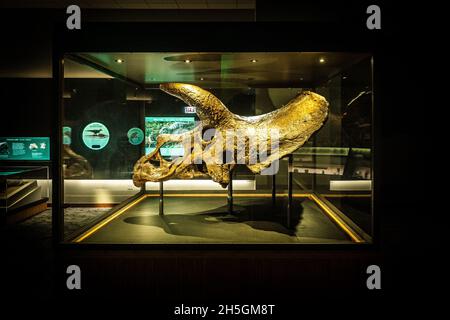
[251,59,258,63]
[184,59,191,63]
[115,59,124,64]
[319,57,325,64]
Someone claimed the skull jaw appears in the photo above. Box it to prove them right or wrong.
[133,160,212,188]
[133,159,234,189]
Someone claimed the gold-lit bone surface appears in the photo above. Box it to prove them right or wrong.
[133,83,328,188]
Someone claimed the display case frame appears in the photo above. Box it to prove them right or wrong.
[52,21,380,248]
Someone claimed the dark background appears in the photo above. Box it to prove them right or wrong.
[0,0,439,311]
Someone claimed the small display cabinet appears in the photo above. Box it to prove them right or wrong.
[0,166,49,224]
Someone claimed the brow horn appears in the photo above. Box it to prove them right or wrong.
[160,83,233,126]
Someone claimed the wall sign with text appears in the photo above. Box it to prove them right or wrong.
[127,127,144,145]
[82,122,110,150]
[0,137,50,161]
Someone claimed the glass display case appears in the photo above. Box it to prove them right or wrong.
[60,51,373,245]
[0,166,49,224]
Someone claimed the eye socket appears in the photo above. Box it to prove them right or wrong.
[202,127,216,142]
[148,159,161,168]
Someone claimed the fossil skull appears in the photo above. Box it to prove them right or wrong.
[133,83,329,188]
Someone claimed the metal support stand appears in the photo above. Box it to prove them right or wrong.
[272,174,276,207]
[159,181,164,216]
[287,154,293,228]
[227,170,233,215]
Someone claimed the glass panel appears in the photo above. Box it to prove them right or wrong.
[62,59,144,237]
[315,56,373,237]
[62,52,373,244]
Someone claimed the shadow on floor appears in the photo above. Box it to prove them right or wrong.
[123,198,304,237]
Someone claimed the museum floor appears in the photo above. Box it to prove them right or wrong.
[74,195,353,244]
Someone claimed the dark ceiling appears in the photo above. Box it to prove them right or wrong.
[66,52,370,88]
[0,1,375,79]
[0,0,255,10]
[0,1,256,78]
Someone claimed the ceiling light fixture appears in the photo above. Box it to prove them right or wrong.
[319,57,325,64]
[115,59,124,64]
[251,59,258,63]
[184,59,191,63]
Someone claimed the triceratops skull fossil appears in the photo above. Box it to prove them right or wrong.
[133,83,328,188]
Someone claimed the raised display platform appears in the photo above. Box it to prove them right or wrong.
[72,193,366,244]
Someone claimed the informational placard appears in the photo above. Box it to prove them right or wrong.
[127,127,144,145]
[145,117,195,157]
[0,137,50,161]
[82,122,110,150]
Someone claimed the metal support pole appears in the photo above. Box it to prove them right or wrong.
[159,181,164,216]
[272,173,276,207]
[228,170,233,215]
[51,46,64,245]
[287,154,293,228]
